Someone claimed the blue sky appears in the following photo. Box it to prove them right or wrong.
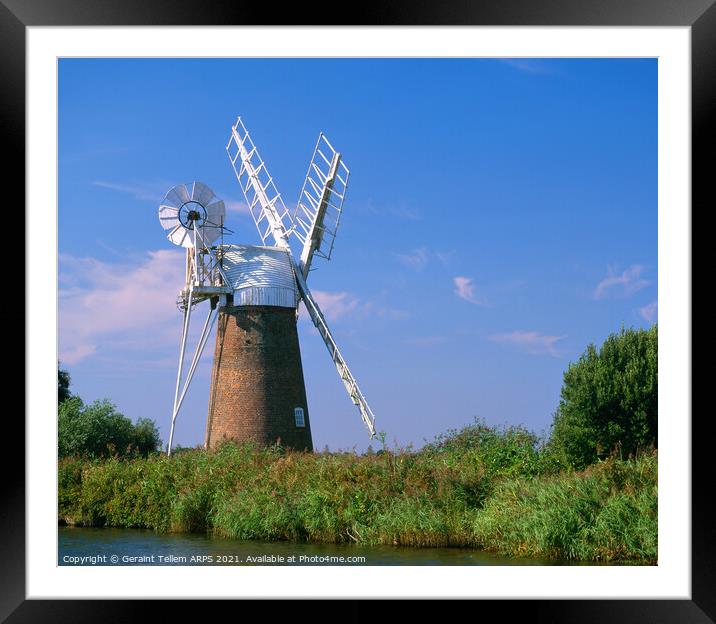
[58,58,657,452]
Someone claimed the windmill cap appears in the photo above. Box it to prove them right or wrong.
[220,244,298,309]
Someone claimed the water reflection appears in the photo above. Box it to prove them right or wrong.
[59,526,602,566]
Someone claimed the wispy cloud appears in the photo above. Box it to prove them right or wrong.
[593,265,651,299]
[94,180,252,228]
[93,181,247,215]
[489,330,566,357]
[359,300,410,320]
[360,198,422,221]
[498,59,559,75]
[60,251,407,365]
[299,290,408,324]
[59,250,186,364]
[225,198,250,214]
[395,247,455,270]
[310,290,360,321]
[640,301,658,324]
[92,180,169,202]
[396,247,429,270]
[453,276,485,305]
[385,308,411,320]
[434,251,455,267]
[61,344,98,364]
[390,203,422,221]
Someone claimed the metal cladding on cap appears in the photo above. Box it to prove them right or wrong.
[220,244,298,308]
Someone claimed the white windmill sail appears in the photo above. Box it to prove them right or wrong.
[293,133,350,279]
[226,117,294,249]
[292,264,377,438]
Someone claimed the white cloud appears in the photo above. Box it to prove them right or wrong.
[92,180,167,202]
[394,206,421,220]
[93,181,249,222]
[360,198,422,221]
[453,276,485,305]
[640,301,658,323]
[59,250,185,364]
[60,344,98,364]
[489,330,566,357]
[434,251,455,267]
[396,247,455,270]
[59,251,407,366]
[364,302,410,320]
[498,59,558,75]
[224,198,251,214]
[594,265,651,299]
[396,247,429,270]
[299,290,408,324]
[303,290,360,322]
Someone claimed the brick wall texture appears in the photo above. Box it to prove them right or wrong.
[205,305,314,451]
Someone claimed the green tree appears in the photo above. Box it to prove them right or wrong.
[550,325,657,469]
[132,417,163,456]
[58,397,161,458]
[58,363,71,404]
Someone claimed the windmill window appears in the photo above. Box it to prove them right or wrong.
[294,407,305,428]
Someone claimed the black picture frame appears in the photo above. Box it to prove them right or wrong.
[5,0,707,620]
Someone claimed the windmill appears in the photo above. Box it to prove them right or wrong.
[159,117,377,455]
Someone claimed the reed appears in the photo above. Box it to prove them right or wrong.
[58,421,657,563]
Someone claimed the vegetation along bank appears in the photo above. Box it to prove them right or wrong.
[58,325,658,563]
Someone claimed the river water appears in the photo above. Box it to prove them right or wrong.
[59,526,599,566]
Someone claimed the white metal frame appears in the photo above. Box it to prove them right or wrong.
[226,117,294,248]
[290,257,377,437]
[294,132,350,279]
[167,295,219,455]
[165,201,231,455]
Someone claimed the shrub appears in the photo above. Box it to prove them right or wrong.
[58,363,71,403]
[550,325,657,469]
[58,397,161,459]
[132,418,163,457]
[423,418,554,479]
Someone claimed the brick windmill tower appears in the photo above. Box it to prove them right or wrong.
[158,117,377,455]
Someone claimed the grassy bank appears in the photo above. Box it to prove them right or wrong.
[58,422,657,563]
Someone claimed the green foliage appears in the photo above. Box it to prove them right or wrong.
[58,363,71,404]
[58,457,84,520]
[132,418,163,456]
[471,452,657,562]
[58,397,161,459]
[550,325,657,469]
[57,423,657,562]
[423,418,558,479]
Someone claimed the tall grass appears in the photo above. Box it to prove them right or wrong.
[58,420,657,563]
[471,452,657,561]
